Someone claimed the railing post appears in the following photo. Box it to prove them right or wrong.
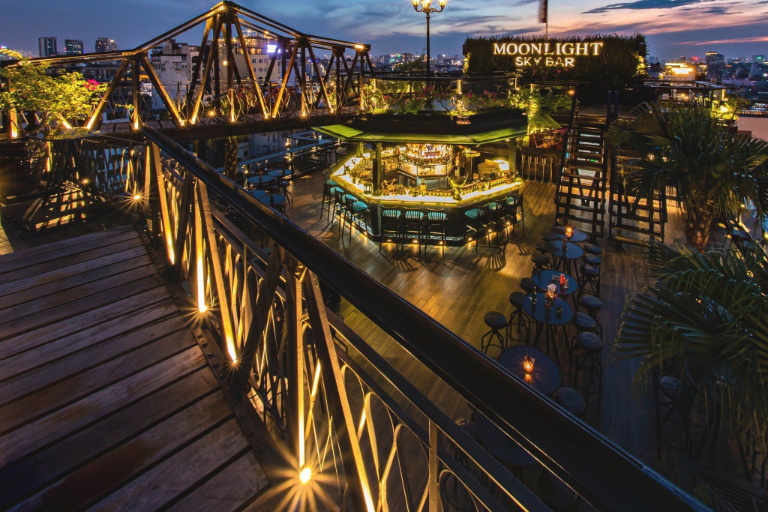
[428,420,439,512]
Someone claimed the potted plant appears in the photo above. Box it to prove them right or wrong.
[607,102,768,251]
[616,239,768,469]
[0,60,106,198]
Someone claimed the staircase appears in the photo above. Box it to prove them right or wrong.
[554,121,610,239]
[607,151,666,245]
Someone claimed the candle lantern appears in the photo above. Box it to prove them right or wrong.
[565,225,573,240]
[545,283,556,311]
[523,355,535,376]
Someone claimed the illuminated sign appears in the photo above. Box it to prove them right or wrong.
[492,41,604,67]
[267,44,277,54]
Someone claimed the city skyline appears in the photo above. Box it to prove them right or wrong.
[0,0,767,60]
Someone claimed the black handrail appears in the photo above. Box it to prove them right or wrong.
[141,125,705,512]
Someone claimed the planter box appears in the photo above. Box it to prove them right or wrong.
[0,139,48,200]
[351,110,526,136]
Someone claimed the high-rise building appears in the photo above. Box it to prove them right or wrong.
[38,37,57,57]
[705,51,725,80]
[65,39,83,56]
[753,55,766,64]
[95,37,117,53]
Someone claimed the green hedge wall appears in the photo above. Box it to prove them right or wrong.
[464,34,647,97]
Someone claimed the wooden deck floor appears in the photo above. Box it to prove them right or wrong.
[0,226,270,511]
[286,173,742,490]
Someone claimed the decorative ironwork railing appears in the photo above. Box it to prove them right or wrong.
[73,124,705,511]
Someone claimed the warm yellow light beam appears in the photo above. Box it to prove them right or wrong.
[299,466,312,484]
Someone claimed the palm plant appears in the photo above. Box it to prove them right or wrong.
[607,102,768,252]
[616,239,768,463]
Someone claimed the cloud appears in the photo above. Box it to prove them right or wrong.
[673,35,768,44]
[584,0,712,14]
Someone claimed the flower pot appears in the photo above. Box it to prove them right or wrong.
[0,138,48,200]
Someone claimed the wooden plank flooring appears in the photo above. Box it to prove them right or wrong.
[0,226,270,511]
[287,173,742,490]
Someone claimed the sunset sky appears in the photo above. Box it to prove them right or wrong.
[1,0,767,60]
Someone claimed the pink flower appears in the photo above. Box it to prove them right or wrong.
[85,79,100,91]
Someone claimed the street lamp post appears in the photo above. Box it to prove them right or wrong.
[411,0,447,84]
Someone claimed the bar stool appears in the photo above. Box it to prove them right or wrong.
[532,253,551,272]
[481,311,508,355]
[487,201,505,244]
[583,243,602,256]
[507,292,529,345]
[321,180,338,219]
[654,370,695,459]
[348,201,369,241]
[584,253,602,267]
[402,208,425,255]
[331,188,346,224]
[505,193,524,236]
[578,264,601,298]
[553,387,586,418]
[573,332,603,414]
[339,194,357,239]
[380,209,402,254]
[277,180,293,211]
[520,277,536,295]
[579,295,603,336]
[424,209,447,258]
[465,206,489,252]
[568,312,596,375]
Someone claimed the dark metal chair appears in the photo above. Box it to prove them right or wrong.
[464,204,490,252]
[401,208,425,255]
[505,192,525,236]
[379,208,402,254]
[424,209,448,258]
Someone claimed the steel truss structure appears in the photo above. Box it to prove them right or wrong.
[4,1,374,135]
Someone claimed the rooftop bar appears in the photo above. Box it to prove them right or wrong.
[317,114,529,244]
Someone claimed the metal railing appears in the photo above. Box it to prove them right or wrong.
[66,125,706,511]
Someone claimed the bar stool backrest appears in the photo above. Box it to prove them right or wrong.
[426,209,446,222]
[404,208,424,221]
[382,209,400,220]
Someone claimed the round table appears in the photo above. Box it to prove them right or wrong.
[523,293,572,376]
[247,175,276,188]
[531,270,578,298]
[553,225,588,243]
[267,169,292,178]
[545,241,584,275]
[475,414,536,469]
[498,346,561,396]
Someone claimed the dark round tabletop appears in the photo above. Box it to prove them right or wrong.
[545,241,584,260]
[247,174,276,186]
[267,169,292,178]
[250,189,268,199]
[532,270,578,296]
[475,413,536,468]
[498,346,561,396]
[523,293,573,326]
[553,226,588,243]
